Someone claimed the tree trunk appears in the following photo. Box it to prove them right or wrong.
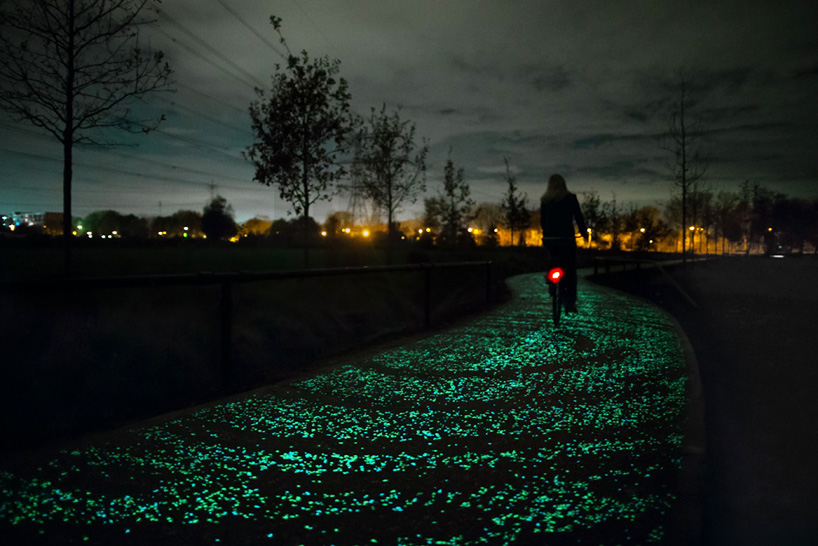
[62,0,76,277]
[386,189,394,265]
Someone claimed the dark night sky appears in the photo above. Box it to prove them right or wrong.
[1,0,817,223]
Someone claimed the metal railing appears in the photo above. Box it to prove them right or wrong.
[591,256,702,309]
[1,261,493,390]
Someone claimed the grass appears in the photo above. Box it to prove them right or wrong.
[0,241,549,451]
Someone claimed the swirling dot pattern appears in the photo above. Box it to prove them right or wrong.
[1,274,688,545]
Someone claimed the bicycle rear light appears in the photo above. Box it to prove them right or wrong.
[548,267,564,283]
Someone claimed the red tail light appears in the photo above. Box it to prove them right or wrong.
[548,267,564,283]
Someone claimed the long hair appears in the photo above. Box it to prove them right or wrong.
[542,174,571,203]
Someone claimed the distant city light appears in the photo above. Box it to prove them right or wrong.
[321,231,327,237]
[184,226,189,231]
[77,224,83,230]
[418,229,423,234]
[426,228,431,233]
[768,227,773,232]
[640,228,645,233]
[467,227,473,233]
[362,230,370,237]
[344,228,351,234]
[689,226,695,231]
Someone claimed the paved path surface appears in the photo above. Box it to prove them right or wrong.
[1,274,695,545]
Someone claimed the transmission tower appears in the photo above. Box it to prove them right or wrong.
[346,183,368,226]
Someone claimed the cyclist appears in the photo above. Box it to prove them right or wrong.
[540,174,588,313]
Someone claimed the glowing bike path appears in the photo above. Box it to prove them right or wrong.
[1,274,692,545]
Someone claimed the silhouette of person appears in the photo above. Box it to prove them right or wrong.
[540,174,588,312]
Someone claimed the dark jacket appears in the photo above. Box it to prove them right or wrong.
[540,193,587,245]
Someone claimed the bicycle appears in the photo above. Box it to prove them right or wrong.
[544,265,566,327]
[542,234,583,327]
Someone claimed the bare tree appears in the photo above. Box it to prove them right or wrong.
[0,0,172,274]
[499,157,529,246]
[352,104,428,258]
[426,153,474,245]
[245,17,355,267]
[661,71,707,264]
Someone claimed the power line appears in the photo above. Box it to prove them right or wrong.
[0,147,259,193]
[176,83,249,116]
[289,0,336,54]
[154,24,258,91]
[157,95,251,136]
[213,0,288,60]
[158,10,266,89]
[0,123,252,188]
[147,127,247,165]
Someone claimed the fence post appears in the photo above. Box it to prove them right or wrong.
[424,265,432,328]
[220,281,233,390]
[485,261,492,303]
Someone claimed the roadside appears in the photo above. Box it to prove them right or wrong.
[591,255,818,545]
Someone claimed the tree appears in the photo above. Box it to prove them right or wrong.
[499,157,530,246]
[603,193,623,250]
[82,210,122,236]
[713,190,741,254]
[352,104,428,248]
[425,153,475,245]
[240,217,274,238]
[245,17,355,267]
[661,71,707,263]
[628,206,672,252]
[119,214,148,239]
[472,202,502,247]
[201,195,237,241]
[580,190,605,247]
[323,211,354,239]
[0,0,172,274]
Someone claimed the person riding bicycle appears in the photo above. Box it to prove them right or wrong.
[540,174,588,313]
